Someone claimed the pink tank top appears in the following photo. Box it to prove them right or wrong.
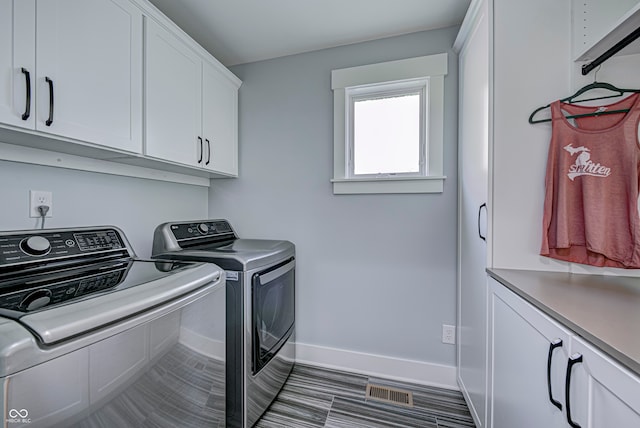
[541,93,640,268]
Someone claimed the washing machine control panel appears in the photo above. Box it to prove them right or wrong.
[170,220,235,242]
[0,228,126,265]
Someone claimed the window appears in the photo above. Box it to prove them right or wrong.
[331,54,447,194]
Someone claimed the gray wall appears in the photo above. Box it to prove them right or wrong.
[210,27,459,366]
[0,160,208,257]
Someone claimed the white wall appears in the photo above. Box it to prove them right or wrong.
[209,28,460,381]
[491,0,572,273]
[490,0,640,277]
[0,159,208,257]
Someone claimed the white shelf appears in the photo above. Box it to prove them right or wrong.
[575,2,640,62]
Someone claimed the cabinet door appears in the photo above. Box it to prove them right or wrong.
[202,61,238,176]
[145,18,203,167]
[490,278,570,428]
[567,336,640,427]
[457,1,489,425]
[36,0,142,153]
[0,0,35,128]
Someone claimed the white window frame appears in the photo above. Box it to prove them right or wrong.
[347,79,428,178]
[331,53,447,194]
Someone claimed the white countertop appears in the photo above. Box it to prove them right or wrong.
[488,268,640,376]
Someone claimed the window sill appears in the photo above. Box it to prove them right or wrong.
[331,176,445,194]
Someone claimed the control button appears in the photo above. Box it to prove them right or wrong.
[65,239,76,247]
[20,236,51,256]
[198,223,209,234]
[20,289,52,311]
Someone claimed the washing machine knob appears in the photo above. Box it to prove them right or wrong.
[20,289,52,311]
[20,236,51,256]
[198,223,209,234]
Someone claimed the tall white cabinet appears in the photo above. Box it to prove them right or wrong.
[455,0,490,426]
[455,0,571,426]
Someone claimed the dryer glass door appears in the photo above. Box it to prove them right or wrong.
[252,258,295,374]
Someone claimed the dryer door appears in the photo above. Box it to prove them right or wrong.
[251,258,295,374]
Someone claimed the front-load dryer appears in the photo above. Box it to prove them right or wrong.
[152,219,295,428]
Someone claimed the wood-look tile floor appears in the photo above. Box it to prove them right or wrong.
[255,364,476,428]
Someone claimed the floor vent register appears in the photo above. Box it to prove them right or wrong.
[365,384,414,407]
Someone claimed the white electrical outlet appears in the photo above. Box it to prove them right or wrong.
[442,324,456,345]
[29,190,53,218]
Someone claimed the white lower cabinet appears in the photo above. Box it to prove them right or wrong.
[569,336,640,427]
[489,276,640,428]
[489,277,570,428]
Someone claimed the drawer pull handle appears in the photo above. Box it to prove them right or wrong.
[45,77,54,126]
[547,338,563,410]
[21,68,31,120]
[206,139,211,165]
[197,136,203,163]
[565,353,583,428]
[478,203,487,241]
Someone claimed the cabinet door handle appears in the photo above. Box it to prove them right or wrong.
[21,68,31,120]
[197,136,203,163]
[45,77,54,126]
[478,203,487,241]
[547,338,563,410]
[565,353,583,428]
[205,139,211,165]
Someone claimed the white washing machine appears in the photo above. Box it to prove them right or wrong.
[0,226,225,427]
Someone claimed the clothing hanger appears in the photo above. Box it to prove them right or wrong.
[528,67,640,124]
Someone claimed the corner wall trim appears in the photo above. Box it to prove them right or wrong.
[295,342,458,390]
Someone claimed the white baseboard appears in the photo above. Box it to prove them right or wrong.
[295,342,458,390]
[179,327,225,361]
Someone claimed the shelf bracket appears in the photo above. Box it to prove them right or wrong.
[582,25,640,75]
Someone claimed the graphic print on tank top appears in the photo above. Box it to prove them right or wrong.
[541,93,640,268]
[563,144,611,181]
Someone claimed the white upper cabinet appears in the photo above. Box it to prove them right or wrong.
[0,0,35,129]
[36,0,143,153]
[145,18,240,176]
[202,61,238,176]
[0,0,240,182]
[0,0,143,153]
[145,18,202,167]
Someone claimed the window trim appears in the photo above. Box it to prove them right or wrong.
[331,53,448,194]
